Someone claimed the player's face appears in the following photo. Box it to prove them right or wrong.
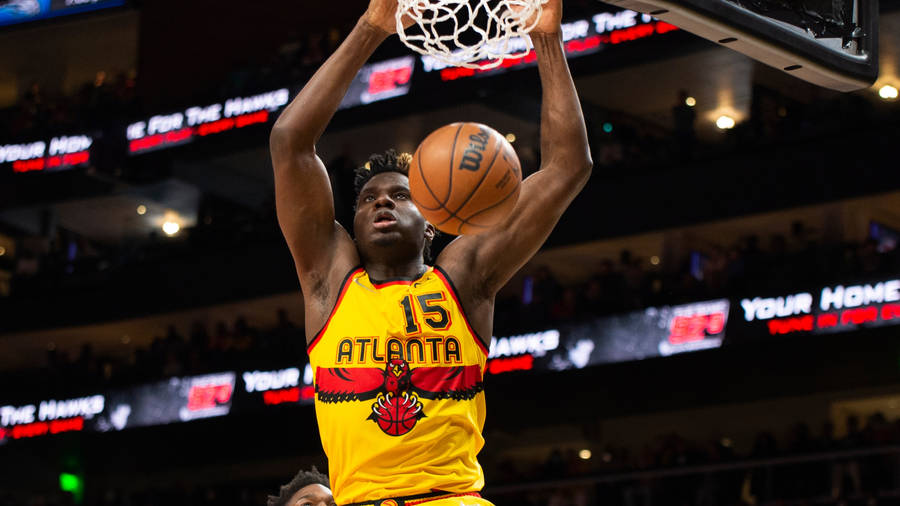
[354,172,433,256]
[287,484,335,506]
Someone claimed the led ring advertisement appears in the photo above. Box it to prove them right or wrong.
[3,274,899,444]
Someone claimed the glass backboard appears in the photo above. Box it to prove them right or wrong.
[598,0,879,91]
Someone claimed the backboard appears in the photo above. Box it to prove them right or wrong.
[598,0,879,91]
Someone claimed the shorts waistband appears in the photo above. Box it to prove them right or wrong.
[344,490,482,506]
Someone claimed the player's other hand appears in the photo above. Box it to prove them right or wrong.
[363,0,416,34]
[528,0,562,35]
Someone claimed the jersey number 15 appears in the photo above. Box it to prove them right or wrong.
[400,293,452,334]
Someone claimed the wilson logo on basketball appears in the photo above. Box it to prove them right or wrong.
[458,128,490,171]
[316,359,484,436]
[409,122,522,234]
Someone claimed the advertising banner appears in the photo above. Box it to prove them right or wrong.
[422,10,678,81]
[485,299,729,375]
[1,134,93,174]
[338,56,416,110]
[0,372,236,443]
[735,277,900,339]
[125,57,415,156]
[126,89,290,155]
[233,365,315,410]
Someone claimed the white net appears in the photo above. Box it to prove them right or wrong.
[396,0,549,70]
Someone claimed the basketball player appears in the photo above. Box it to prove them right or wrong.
[268,466,336,506]
[269,0,591,504]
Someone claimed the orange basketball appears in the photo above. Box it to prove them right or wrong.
[409,122,522,235]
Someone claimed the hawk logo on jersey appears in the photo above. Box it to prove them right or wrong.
[316,359,484,436]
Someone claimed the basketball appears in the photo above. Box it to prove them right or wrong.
[409,122,522,235]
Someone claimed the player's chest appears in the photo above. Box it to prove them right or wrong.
[316,283,477,368]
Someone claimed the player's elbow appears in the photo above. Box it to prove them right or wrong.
[270,124,314,164]
[269,124,293,158]
[578,155,593,176]
[571,155,593,187]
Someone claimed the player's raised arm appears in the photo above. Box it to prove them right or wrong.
[270,1,405,279]
[439,0,593,297]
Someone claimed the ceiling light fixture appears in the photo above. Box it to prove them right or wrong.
[879,85,898,100]
[716,115,736,130]
[162,221,180,236]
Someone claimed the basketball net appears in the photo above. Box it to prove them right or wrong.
[396,0,549,70]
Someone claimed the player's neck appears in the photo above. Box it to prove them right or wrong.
[363,258,428,283]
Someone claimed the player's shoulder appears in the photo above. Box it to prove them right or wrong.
[434,236,490,300]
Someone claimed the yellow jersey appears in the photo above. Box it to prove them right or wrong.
[309,266,490,505]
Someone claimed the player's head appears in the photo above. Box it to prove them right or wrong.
[267,466,334,506]
[353,149,437,264]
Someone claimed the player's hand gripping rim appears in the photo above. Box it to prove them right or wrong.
[363,0,417,35]
[518,0,562,35]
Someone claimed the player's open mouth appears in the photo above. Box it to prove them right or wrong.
[373,212,397,229]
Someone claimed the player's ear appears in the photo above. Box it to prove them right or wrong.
[424,222,436,242]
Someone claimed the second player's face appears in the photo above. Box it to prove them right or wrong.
[288,484,335,506]
[354,171,430,253]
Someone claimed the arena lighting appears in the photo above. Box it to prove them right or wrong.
[602,122,613,133]
[162,222,180,236]
[716,115,736,130]
[505,133,516,143]
[136,205,147,215]
[879,85,898,100]
[650,255,660,265]
[578,449,592,460]
[0,247,5,256]
[685,96,697,107]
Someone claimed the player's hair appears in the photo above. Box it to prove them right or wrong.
[353,149,411,196]
[353,149,439,263]
[266,466,330,506]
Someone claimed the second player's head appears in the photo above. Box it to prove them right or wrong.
[267,466,334,506]
[353,149,436,265]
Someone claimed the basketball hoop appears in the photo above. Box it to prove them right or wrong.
[396,0,549,70]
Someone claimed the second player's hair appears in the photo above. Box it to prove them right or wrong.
[266,466,330,506]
